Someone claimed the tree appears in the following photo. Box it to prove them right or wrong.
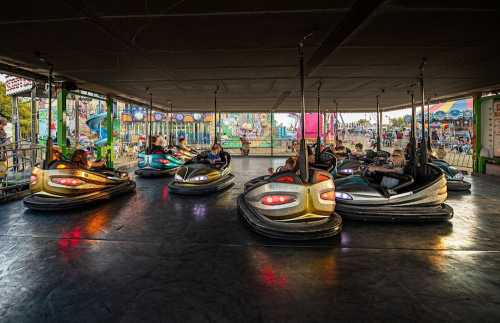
[390,116,406,128]
[0,82,11,119]
[0,82,33,139]
[357,119,370,127]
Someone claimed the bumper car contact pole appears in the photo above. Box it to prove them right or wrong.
[38,55,54,169]
[427,95,433,152]
[334,100,338,143]
[315,81,322,162]
[168,101,173,146]
[213,85,219,144]
[298,33,312,183]
[409,90,417,178]
[148,91,153,153]
[376,95,381,151]
[420,58,428,165]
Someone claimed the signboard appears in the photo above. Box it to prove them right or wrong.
[493,100,500,157]
[5,76,33,96]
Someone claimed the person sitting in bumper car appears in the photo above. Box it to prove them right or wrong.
[149,135,166,154]
[366,149,406,189]
[268,156,298,175]
[71,149,106,170]
[352,143,365,158]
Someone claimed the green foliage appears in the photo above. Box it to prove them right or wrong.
[390,116,406,128]
[0,82,11,119]
[0,82,33,139]
[356,119,370,127]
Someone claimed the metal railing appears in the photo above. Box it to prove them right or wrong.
[0,144,45,174]
[111,136,474,170]
[1,144,46,200]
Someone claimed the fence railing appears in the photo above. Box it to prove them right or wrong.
[1,145,45,197]
[0,144,45,174]
[106,136,475,170]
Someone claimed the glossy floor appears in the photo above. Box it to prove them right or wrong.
[1,158,500,323]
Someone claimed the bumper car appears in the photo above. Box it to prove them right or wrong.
[24,161,136,211]
[336,159,361,178]
[335,150,389,179]
[168,151,234,195]
[238,168,342,240]
[173,147,198,162]
[431,159,471,191]
[335,163,453,222]
[134,151,184,177]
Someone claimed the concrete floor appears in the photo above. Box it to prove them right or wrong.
[1,157,500,323]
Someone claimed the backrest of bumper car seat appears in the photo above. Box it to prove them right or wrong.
[387,173,414,192]
[268,171,303,185]
[312,152,336,172]
[368,171,414,196]
[377,150,390,159]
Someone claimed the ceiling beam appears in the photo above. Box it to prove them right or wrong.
[0,8,352,25]
[305,0,386,76]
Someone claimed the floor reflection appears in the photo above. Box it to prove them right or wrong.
[57,209,112,262]
[249,248,338,291]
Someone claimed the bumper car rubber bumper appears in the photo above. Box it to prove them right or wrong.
[23,180,136,211]
[168,173,235,195]
[238,194,343,240]
[336,202,453,222]
[447,179,471,191]
[134,167,177,177]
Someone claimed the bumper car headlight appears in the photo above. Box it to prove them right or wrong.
[339,168,354,175]
[335,192,353,200]
[175,174,183,181]
[189,175,208,182]
[453,172,464,181]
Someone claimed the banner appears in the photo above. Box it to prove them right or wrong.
[5,76,33,96]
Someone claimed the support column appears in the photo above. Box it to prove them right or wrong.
[31,85,38,165]
[31,86,37,145]
[376,95,381,151]
[106,96,114,168]
[473,93,483,174]
[56,87,68,154]
[74,95,79,148]
[11,96,19,171]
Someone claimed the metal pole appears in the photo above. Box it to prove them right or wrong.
[31,86,37,145]
[31,85,37,163]
[218,111,221,144]
[11,96,19,171]
[148,93,153,152]
[168,102,173,146]
[409,91,417,176]
[427,96,432,151]
[106,96,114,168]
[213,86,219,144]
[376,95,381,151]
[56,87,68,152]
[334,100,339,143]
[323,110,327,143]
[315,81,322,161]
[420,59,428,164]
[44,66,53,168]
[270,110,274,157]
[298,37,310,183]
[74,95,79,148]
